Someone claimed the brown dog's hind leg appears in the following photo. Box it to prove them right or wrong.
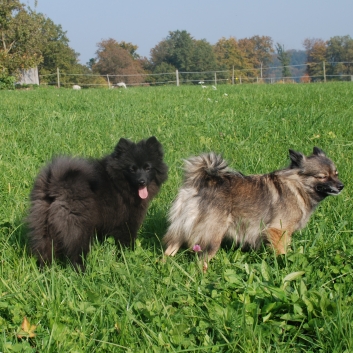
[197,233,226,272]
[192,219,229,271]
[266,228,292,255]
[200,244,222,272]
[164,242,182,256]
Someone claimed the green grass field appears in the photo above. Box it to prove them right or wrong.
[0,82,352,352]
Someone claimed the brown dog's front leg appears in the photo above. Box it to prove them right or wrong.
[266,228,292,255]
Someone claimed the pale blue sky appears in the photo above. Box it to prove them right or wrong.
[27,0,353,65]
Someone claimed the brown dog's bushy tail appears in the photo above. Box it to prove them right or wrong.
[183,152,239,188]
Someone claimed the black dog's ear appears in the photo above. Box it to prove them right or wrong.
[146,136,164,156]
[289,149,305,168]
[114,138,133,157]
[313,146,326,157]
[146,136,158,146]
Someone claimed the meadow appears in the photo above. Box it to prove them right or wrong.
[0,82,352,352]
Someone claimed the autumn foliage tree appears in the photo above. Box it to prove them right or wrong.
[304,36,353,81]
[213,35,273,81]
[238,35,274,76]
[93,38,145,85]
[303,38,327,80]
[213,37,244,70]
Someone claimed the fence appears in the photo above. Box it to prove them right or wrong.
[39,62,353,88]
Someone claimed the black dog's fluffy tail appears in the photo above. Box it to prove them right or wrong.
[183,152,240,188]
[27,157,98,267]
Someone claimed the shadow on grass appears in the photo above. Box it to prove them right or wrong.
[1,217,29,251]
[139,209,168,253]
[8,209,288,274]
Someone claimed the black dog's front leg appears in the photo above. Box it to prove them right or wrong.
[112,221,141,249]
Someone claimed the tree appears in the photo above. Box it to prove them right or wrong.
[164,30,194,73]
[276,43,291,78]
[150,39,170,68]
[225,35,274,80]
[152,62,177,85]
[28,15,100,87]
[303,38,327,80]
[150,30,216,82]
[118,41,140,59]
[38,18,79,75]
[150,30,195,72]
[93,38,145,85]
[0,0,46,75]
[214,36,256,82]
[213,37,244,70]
[326,35,353,77]
[238,36,274,71]
[214,36,273,76]
[248,35,274,66]
[189,39,218,82]
[191,39,217,71]
[86,58,96,70]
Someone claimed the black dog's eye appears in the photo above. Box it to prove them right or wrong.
[144,165,151,171]
[130,166,137,173]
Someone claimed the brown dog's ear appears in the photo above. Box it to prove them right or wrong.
[289,149,305,168]
[313,147,326,157]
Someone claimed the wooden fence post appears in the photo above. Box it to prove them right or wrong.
[260,62,263,80]
[57,67,60,88]
[323,61,326,82]
[214,72,217,85]
[232,66,234,84]
[176,70,179,86]
[107,74,110,88]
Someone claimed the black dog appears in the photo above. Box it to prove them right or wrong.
[27,136,168,269]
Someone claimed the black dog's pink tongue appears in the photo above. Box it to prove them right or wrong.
[138,187,148,199]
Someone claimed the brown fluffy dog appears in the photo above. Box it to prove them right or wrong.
[163,147,343,270]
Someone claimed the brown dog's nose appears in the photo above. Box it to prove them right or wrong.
[337,183,344,191]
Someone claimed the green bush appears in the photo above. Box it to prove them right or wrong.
[0,73,16,90]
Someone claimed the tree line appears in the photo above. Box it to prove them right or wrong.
[1,0,353,88]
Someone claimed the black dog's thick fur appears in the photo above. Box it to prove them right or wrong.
[27,136,168,269]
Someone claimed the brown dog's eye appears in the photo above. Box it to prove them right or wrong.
[316,175,327,180]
